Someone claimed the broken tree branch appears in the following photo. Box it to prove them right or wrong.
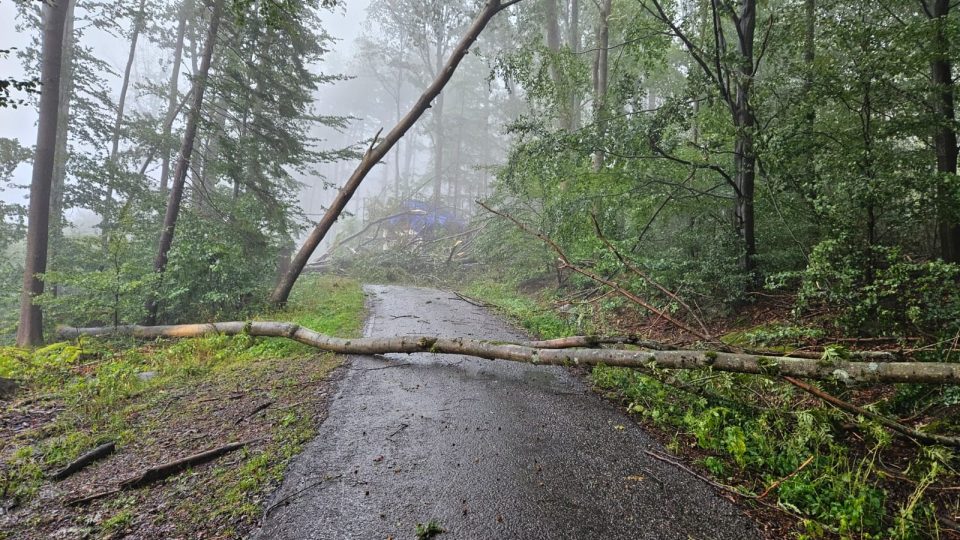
[120,440,250,489]
[782,376,960,447]
[476,201,712,341]
[268,0,525,307]
[56,322,960,385]
[50,442,115,480]
[319,210,427,262]
[589,213,712,338]
[644,449,754,498]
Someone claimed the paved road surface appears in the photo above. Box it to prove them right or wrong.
[252,285,761,539]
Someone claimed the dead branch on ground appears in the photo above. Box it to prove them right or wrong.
[50,442,115,480]
[119,440,250,489]
[66,440,253,505]
[782,376,960,447]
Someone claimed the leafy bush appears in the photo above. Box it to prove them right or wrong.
[796,240,960,338]
[39,233,156,329]
[590,365,951,538]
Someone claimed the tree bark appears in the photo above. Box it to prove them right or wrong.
[48,0,76,299]
[545,0,561,82]
[802,0,814,128]
[160,0,190,196]
[432,90,445,206]
[927,0,960,262]
[17,0,71,346]
[269,0,523,307]
[732,0,757,276]
[56,321,960,385]
[591,0,612,170]
[568,0,580,131]
[145,0,224,324]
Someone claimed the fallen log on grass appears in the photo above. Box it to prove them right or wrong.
[57,322,960,385]
[66,440,252,505]
[50,442,115,480]
[119,440,248,489]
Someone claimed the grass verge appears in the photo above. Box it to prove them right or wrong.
[0,275,364,539]
[463,279,580,339]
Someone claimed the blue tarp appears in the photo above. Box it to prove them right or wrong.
[386,200,465,236]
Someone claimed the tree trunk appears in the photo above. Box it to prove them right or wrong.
[57,321,960,385]
[802,0,815,128]
[160,0,190,196]
[48,0,76,299]
[17,0,71,346]
[545,0,561,76]
[395,65,404,198]
[145,0,224,324]
[591,0,611,170]
[102,0,147,247]
[269,0,520,307]
[544,0,567,129]
[928,0,960,262]
[195,95,226,213]
[732,0,757,276]
[568,0,581,131]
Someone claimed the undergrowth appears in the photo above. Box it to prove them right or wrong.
[0,275,364,537]
[464,279,586,339]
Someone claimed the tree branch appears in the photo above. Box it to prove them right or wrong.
[477,201,712,339]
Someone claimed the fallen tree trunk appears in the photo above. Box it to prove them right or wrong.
[268,0,524,307]
[57,322,960,384]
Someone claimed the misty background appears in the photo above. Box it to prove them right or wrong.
[1,0,519,253]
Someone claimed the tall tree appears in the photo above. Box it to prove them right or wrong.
[48,0,76,296]
[648,0,759,275]
[17,0,71,346]
[159,0,190,195]
[923,0,960,262]
[591,0,612,170]
[567,0,581,131]
[102,0,148,246]
[145,0,224,324]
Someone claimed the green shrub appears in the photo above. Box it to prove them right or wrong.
[795,240,960,338]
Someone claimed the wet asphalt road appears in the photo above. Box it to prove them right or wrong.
[252,285,761,540]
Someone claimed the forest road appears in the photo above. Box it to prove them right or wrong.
[252,285,762,540]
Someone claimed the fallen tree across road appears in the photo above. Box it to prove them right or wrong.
[57,321,960,385]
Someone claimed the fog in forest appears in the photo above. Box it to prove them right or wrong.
[1,0,517,251]
[4,1,960,535]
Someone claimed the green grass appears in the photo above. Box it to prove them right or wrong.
[415,519,445,539]
[0,275,365,536]
[463,279,579,339]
